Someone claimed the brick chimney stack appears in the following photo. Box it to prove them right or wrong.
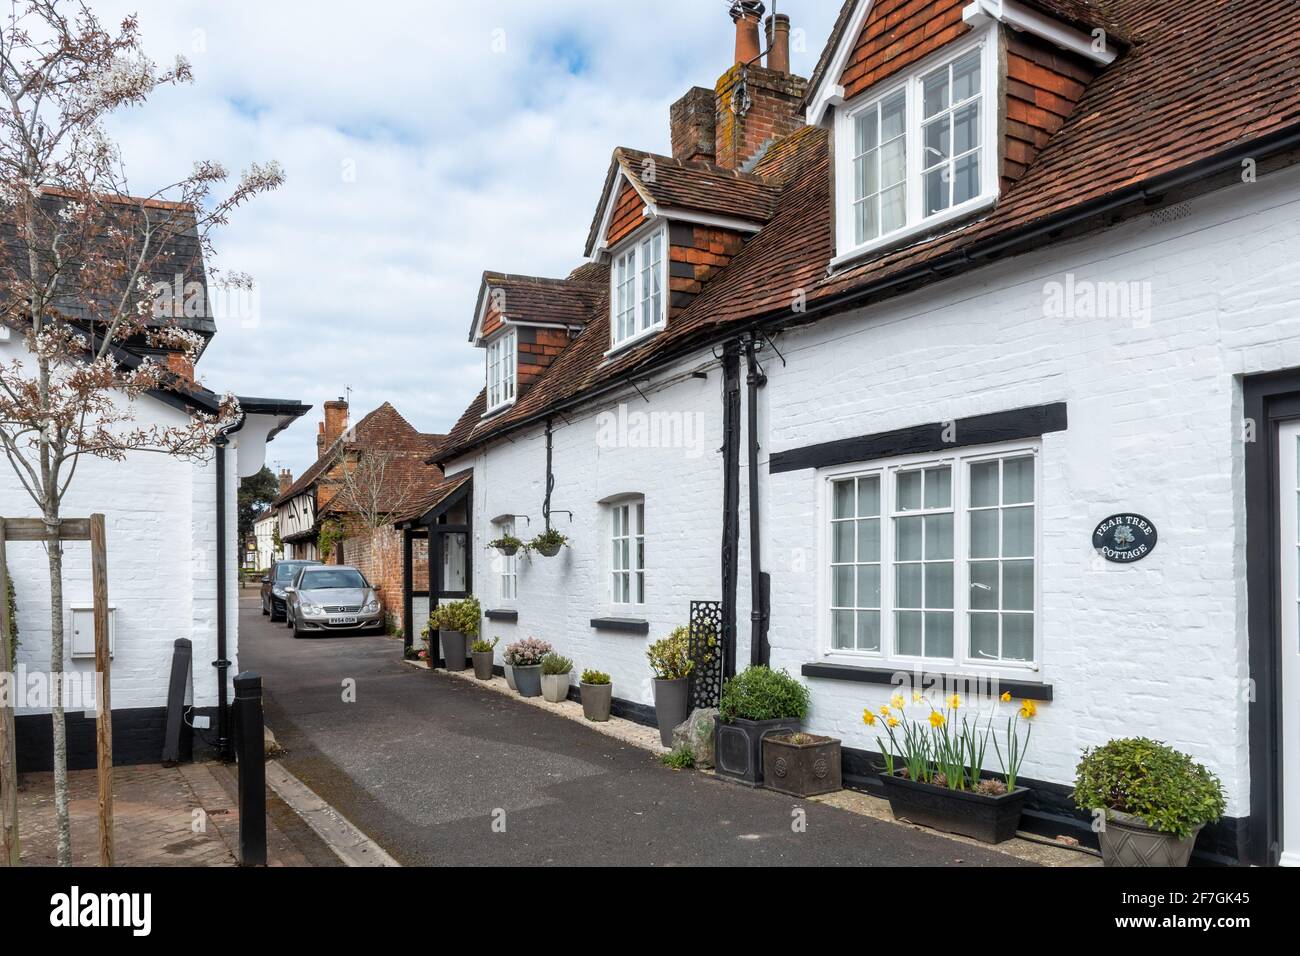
[317,422,326,457]
[731,1,764,66]
[323,397,349,448]
[278,468,294,495]
[670,87,717,165]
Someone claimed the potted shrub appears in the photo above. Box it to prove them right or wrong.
[580,669,612,722]
[540,652,574,703]
[488,534,524,556]
[872,692,1034,844]
[529,527,568,558]
[504,637,551,698]
[422,596,480,673]
[715,666,808,787]
[647,626,694,747]
[1074,737,1226,867]
[470,636,498,681]
[762,732,843,798]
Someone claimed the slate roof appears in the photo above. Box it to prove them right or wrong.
[275,402,444,517]
[438,0,1300,464]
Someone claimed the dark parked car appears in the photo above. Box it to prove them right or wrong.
[284,565,383,638]
[261,559,323,621]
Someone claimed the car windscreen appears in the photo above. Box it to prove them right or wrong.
[298,569,367,590]
[274,564,303,581]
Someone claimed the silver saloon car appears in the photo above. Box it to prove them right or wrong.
[284,565,383,638]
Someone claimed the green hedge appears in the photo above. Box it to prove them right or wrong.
[719,666,809,722]
[1073,737,1225,839]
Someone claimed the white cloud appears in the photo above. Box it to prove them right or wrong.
[93,0,841,478]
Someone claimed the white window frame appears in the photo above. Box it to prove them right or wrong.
[485,328,517,413]
[494,517,517,602]
[607,222,668,353]
[817,440,1041,677]
[832,27,1000,268]
[608,498,646,607]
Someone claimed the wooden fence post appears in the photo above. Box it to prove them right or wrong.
[0,517,19,866]
[90,514,112,867]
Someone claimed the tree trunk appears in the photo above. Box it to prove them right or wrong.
[46,532,71,866]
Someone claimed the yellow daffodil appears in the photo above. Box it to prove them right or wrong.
[890,692,905,710]
[1001,691,1012,703]
[912,690,924,703]
[880,705,891,717]
[1019,699,1038,719]
[947,693,961,710]
[863,709,877,726]
[887,717,900,728]
[929,710,946,728]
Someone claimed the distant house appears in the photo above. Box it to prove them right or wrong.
[275,400,442,632]
[252,505,282,570]
[412,1,1300,866]
[1,195,307,769]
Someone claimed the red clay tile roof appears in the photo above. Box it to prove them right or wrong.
[470,270,605,341]
[275,402,444,517]
[393,470,472,526]
[439,0,1300,463]
[584,148,784,256]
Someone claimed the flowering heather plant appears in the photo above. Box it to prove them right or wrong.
[504,637,552,667]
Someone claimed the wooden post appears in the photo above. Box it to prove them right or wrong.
[90,514,112,867]
[0,518,20,866]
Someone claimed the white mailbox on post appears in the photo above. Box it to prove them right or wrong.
[68,603,115,660]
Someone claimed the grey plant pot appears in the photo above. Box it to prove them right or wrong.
[581,682,612,722]
[440,630,468,672]
[504,664,517,691]
[1098,810,1203,867]
[471,650,494,681]
[541,672,571,703]
[714,715,803,787]
[513,664,543,698]
[653,678,690,748]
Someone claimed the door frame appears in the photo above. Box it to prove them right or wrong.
[1243,369,1300,866]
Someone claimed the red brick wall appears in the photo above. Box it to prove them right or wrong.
[342,525,407,626]
[715,64,807,171]
[840,0,969,101]
[1003,31,1096,189]
[668,223,747,318]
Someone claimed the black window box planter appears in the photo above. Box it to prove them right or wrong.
[714,715,802,787]
[879,771,1030,844]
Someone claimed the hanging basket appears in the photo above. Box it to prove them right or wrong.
[495,543,520,556]
[534,540,563,558]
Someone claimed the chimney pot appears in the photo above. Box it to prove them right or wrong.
[766,13,791,74]
[730,1,765,66]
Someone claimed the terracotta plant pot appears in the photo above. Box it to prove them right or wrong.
[1098,810,1202,867]
[652,678,689,748]
[879,770,1029,844]
[471,650,494,680]
[581,682,612,722]
[541,672,571,703]
[513,664,543,698]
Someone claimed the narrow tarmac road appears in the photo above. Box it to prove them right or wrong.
[236,594,1025,867]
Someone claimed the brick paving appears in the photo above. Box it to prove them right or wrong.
[16,760,314,867]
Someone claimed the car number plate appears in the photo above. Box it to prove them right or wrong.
[329,616,358,626]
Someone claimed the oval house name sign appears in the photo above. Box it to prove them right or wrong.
[1093,514,1158,563]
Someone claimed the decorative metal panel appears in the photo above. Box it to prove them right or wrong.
[688,600,724,710]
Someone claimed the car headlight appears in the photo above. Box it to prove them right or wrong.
[302,602,324,615]
[272,587,286,597]
[362,599,379,613]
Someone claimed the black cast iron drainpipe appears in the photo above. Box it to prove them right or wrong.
[745,335,770,667]
[720,345,742,680]
[212,413,247,763]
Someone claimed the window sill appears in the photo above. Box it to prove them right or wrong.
[603,323,665,360]
[800,662,1053,701]
[484,608,518,622]
[830,193,997,275]
[480,399,516,421]
[589,617,650,635]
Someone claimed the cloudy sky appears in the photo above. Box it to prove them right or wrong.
[95,0,841,480]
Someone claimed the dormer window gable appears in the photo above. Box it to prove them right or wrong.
[808,0,1122,271]
[484,326,517,415]
[608,220,667,353]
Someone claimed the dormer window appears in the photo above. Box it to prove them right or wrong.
[486,328,516,412]
[609,223,667,351]
[833,30,999,267]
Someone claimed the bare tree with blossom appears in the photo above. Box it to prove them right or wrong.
[0,1,282,865]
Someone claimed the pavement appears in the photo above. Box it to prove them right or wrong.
[237,594,1036,867]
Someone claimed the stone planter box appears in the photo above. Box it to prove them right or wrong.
[652,678,689,748]
[880,771,1029,844]
[440,630,468,672]
[581,682,612,722]
[513,664,542,698]
[1098,810,1202,867]
[714,715,802,787]
[761,733,842,798]
[471,650,494,681]
[541,672,571,703]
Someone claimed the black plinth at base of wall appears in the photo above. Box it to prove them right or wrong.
[15,706,218,772]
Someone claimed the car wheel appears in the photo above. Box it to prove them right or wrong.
[261,598,269,617]
[285,610,294,630]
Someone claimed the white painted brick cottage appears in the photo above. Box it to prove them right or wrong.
[410,0,1300,866]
